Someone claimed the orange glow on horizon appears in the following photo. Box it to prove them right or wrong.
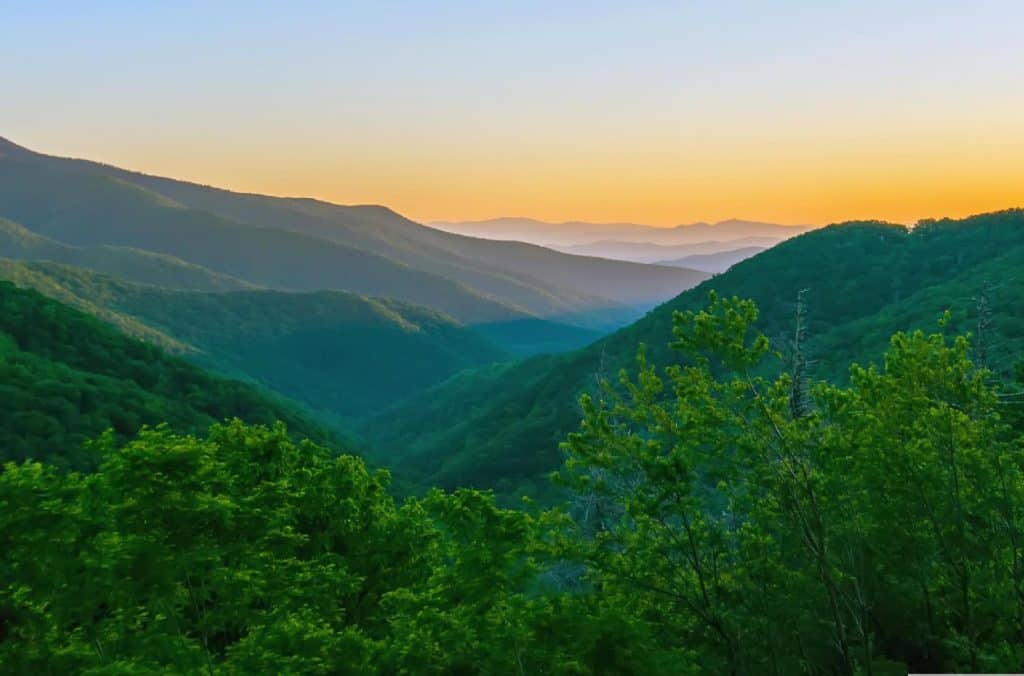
[20,120,1024,229]
[7,2,1024,230]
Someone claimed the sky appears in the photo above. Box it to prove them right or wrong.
[3,1,1023,226]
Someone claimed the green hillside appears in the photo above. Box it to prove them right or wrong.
[471,318,603,356]
[5,322,1024,674]
[0,216,253,291]
[363,210,1024,495]
[0,281,341,469]
[0,260,509,419]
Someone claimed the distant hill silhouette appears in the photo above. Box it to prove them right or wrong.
[555,237,779,263]
[429,216,811,248]
[655,246,768,273]
[0,136,709,331]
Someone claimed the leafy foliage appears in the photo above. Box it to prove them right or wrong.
[554,293,1024,673]
[4,293,1023,673]
[0,422,653,674]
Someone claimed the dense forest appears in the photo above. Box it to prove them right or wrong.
[3,293,1023,673]
[0,260,509,418]
[3,137,1024,672]
[0,282,341,469]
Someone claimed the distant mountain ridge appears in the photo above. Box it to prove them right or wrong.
[555,238,778,264]
[655,246,768,273]
[0,136,709,334]
[429,216,812,248]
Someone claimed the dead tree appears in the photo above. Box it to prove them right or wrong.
[789,288,812,420]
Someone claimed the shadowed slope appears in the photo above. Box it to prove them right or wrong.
[0,280,342,469]
[0,259,509,418]
[0,217,253,291]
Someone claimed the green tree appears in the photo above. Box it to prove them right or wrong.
[558,292,1024,674]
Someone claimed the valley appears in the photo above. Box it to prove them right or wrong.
[3,145,1023,676]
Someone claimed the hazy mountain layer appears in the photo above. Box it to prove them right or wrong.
[0,137,708,326]
[0,152,527,323]
[655,245,768,273]
[429,216,811,248]
[554,237,779,263]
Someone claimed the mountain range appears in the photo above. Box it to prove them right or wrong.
[0,135,718,428]
[429,216,810,247]
[553,238,776,265]
[655,245,768,273]
[0,137,707,332]
[4,134,1021,505]
[429,216,809,268]
[364,210,1024,497]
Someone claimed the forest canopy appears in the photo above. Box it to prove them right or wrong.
[3,293,1023,673]
[0,281,341,469]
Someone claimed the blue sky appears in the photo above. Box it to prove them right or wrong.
[3,1,1023,224]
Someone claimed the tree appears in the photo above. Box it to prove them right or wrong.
[557,292,1024,674]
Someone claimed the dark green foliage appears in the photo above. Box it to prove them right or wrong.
[553,293,1024,673]
[0,282,339,468]
[367,210,1024,495]
[0,422,656,674]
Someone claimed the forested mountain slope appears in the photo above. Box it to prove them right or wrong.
[0,153,523,323]
[88,165,709,310]
[5,252,1022,676]
[0,217,252,291]
[0,282,342,469]
[0,260,508,418]
[364,210,1024,494]
[0,137,708,325]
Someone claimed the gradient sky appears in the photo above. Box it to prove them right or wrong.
[4,1,1023,226]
